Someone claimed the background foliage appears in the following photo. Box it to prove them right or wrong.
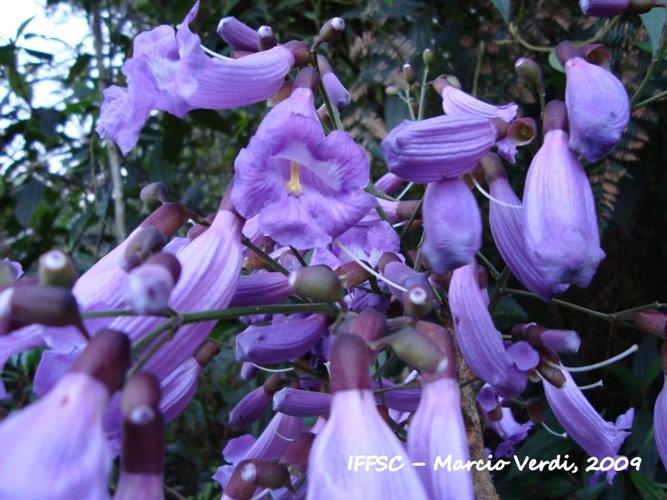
[1,0,667,498]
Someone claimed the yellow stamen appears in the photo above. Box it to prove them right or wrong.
[286,160,303,196]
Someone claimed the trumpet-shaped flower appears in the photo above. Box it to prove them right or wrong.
[96,1,297,155]
[232,68,375,249]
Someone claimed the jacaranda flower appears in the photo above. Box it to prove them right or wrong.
[556,41,630,163]
[232,67,375,249]
[523,101,605,290]
[97,1,299,155]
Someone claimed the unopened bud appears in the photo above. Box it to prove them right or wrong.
[335,261,371,288]
[423,48,434,66]
[194,339,222,367]
[224,459,259,500]
[319,17,345,44]
[580,43,611,69]
[126,253,181,314]
[385,85,400,96]
[629,310,667,339]
[70,328,131,393]
[526,401,546,425]
[241,461,293,492]
[140,182,168,205]
[282,40,311,68]
[490,117,510,142]
[507,117,537,146]
[257,25,276,51]
[372,328,448,375]
[487,404,503,422]
[403,64,417,85]
[514,57,542,87]
[403,283,433,319]
[121,226,167,272]
[293,67,320,93]
[38,250,78,288]
[288,265,343,304]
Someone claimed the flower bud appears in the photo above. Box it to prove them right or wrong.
[403,63,417,85]
[526,400,546,425]
[335,261,371,288]
[628,310,667,339]
[385,85,400,96]
[403,283,434,319]
[372,328,448,374]
[288,264,343,304]
[38,250,78,288]
[223,459,259,500]
[257,25,276,51]
[126,253,181,314]
[241,461,293,491]
[121,226,167,272]
[0,285,87,338]
[514,57,542,87]
[537,349,567,388]
[282,40,311,68]
[70,328,131,393]
[293,66,320,93]
[280,432,315,476]
[423,48,434,66]
[140,182,168,205]
[317,104,333,128]
[579,0,664,17]
[319,17,345,44]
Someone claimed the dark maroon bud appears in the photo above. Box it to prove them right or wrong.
[335,261,371,288]
[120,372,164,474]
[317,104,333,129]
[526,401,546,425]
[487,404,503,422]
[318,17,345,44]
[140,202,189,238]
[282,40,311,68]
[555,41,584,67]
[257,26,277,51]
[280,432,315,476]
[38,250,78,288]
[403,64,417,85]
[240,461,293,491]
[1,285,86,337]
[194,339,222,367]
[542,100,568,135]
[628,310,667,339]
[490,117,510,141]
[140,182,169,205]
[223,460,259,500]
[538,349,566,388]
[70,328,131,393]
[345,308,387,343]
[121,226,167,272]
[330,333,372,393]
[293,67,320,93]
[262,373,285,395]
[289,264,343,304]
[377,252,401,273]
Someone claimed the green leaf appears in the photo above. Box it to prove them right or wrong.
[16,16,36,39]
[489,0,510,24]
[548,49,564,73]
[24,48,53,62]
[13,178,44,227]
[630,470,667,499]
[65,54,92,85]
[8,66,32,104]
[491,296,529,330]
[640,9,667,56]
[0,44,16,67]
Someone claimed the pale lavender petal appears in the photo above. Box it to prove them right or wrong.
[579,0,629,16]
[441,85,517,122]
[334,220,401,268]
[656,377,667,470]
[114,473,164,500]
[372,379,421,412]
[229,272,294,308]
[159,357,202,423]
[322,72,351,111]
[374,172,403,196]
[381,115,499,183]
[273,387,331,417]
[0,326,45,400]
[216,17,259,51]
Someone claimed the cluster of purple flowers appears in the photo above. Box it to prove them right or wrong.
[2,1,662,498]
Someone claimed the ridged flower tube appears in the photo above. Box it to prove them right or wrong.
[273,387,332,417]
[556,41,630,163]
[96,1,298,155]
[422,177,482,274]
[381,115,503,183]
[523,101,605,290]
[228,272,294,308]
[0,329,130,499]
[543,369,634,485]
[655,343,667,470]
[232,67,375,249]
[307,334,428,499]
[480,153,568,301]
[579,0,663,17]
[449,260,538,397]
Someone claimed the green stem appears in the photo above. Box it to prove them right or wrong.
[83,309,149,319]
[242,237,290,276]
[476,251,500,279]
[399,196,424,241]
[632,88,667,111]
[609,301,663,319]
[373,383,421,395]
[371,354,401,381]
[631,18,667,105]
[472,41,484,97]
[289,246,308,268]
[487,266,512,314]
[417,66,429,122]
[403,89,416,121]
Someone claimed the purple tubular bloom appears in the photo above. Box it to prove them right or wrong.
[232,70,376,249]
[523,122,605,289]
[579,0,629,16]
[381,115,501,183]
[96,2,296,155]
[333,220,401,268]
[228,272,294,308]
[656,374,667,470]
[481,153,568,301]
[382,261,430,302]
[543,369,634,485]
[307,334,428,499]
[440,84,518,123]
[449,260,536,397]
[477,385,533,457]
[319,65,351,111]
[372,379,421,412]
[374,172,403,196]
[229,386,273,429]
[235,313,328,365]
[216,17,259,52]
[557,41,630,162]
[422,177,482,273]
[409,378,473,499]
[273,387,332,417]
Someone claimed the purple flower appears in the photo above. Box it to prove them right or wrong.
[556,41,630,163]
[449,260,538,397]
[422,177,482,273]
[381,115,503,183]
[232,68,375,249]
[656,374,667,470]
[578,0,660,17]
[0,329,130,498]
[477,385,533,458]
[480,153,568,301]
[543,369,634,485]
[437,78,518,122]
[307,334,428,499]
[273,387,332,417]
[96,2,298,155]
[228,272,294,308]
[523,102,605,290]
